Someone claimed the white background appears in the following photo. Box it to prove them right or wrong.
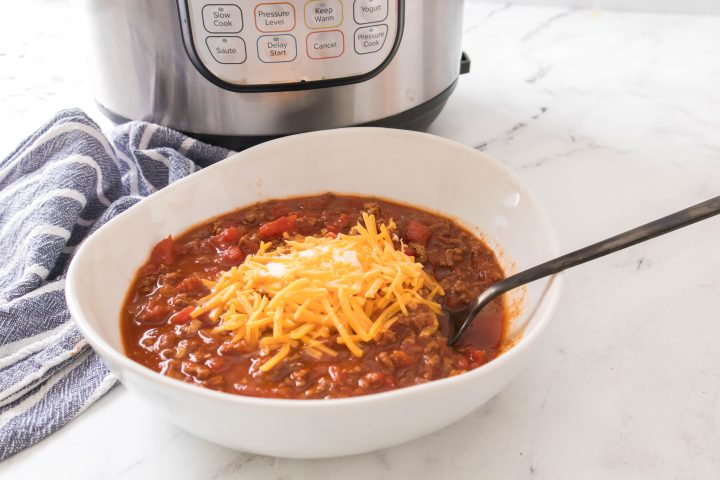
[2,1,720,478]
[482,0,720,15]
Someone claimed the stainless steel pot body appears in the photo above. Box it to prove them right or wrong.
[81,0,465,137]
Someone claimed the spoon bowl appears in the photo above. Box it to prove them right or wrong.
[448,194,720,346]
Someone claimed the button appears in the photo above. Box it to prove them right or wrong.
[202,4,243,33]
[257,34,297,62]
[306,30,344,59]
[354,24,388,54]
[353,0,387,24]
[255,3,296,32]
[206,36,247,63]
[304,0,343,29]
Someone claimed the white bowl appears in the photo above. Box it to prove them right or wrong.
[66,128,561,458]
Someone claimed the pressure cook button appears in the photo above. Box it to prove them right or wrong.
[257,34,297,62]
[255,2,296,32]
[353,24,388,54]
[306,30,344,59]
[202,4,243,33]
[304,0,343,29]
[206,36,247,63]
[353,0,387,24]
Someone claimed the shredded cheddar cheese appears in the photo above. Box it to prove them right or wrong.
[191,213,444,372]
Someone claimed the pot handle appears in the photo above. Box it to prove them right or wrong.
[460,52,471,75]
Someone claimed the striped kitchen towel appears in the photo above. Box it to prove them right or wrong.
[0,109,232,460]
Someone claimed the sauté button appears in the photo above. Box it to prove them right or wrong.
[257,34,297,62]
[202,4,243,33]
[353,0,387,24]
[306,30,344,59]
[255,3,296,32]
[206,36,247,63]
[305,0,343,29]
[354,24,388,54]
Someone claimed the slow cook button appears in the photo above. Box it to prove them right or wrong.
[354,24,388,54]
[255,2,296,32]
[202,4,243,33]
[353,0,387,24]
[205,36,247,63]
[257,34,297,62]
[306,30,344,59]
[304,0,343,29]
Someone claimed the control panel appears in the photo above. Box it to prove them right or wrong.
[179,0,402,89]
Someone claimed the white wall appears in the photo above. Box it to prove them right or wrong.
[478,0,720,15]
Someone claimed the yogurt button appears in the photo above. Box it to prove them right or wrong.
[353,0,387,24]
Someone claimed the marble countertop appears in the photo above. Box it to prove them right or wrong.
[2,1,720,478]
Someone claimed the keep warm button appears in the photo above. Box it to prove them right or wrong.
[258,34,298,63]
[354,24,388,54]
[305,0,343,29]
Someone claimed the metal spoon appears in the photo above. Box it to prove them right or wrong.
[447,195,720,345]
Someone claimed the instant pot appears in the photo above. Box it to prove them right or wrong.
[82,0,468,149]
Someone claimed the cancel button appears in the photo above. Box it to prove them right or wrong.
[307,30,344,59]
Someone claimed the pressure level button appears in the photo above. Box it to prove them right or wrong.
[202,4,243,33]
[255,3,296,32]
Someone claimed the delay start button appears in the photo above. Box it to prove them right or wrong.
[353,0,388,24]
[306,30,344,59]
[257,34,297,62]
[206,36,247,63]
[202,4,243,33]
[354,24,388,54]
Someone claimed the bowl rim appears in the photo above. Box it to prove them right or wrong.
[66,127,562,408]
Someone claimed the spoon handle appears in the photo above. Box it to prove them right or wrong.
[449,195,720,344]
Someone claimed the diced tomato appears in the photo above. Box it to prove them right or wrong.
[141,304,170,325]
[211,226,242,248]
[326,213,352,234]
[218,245,245,266]
[168,306,195,325]
[150,236,176,265]
[177,276,205,294]
[241,238,260,255]
[404,220,431,246]
[138,262,159,277]
[258,214,297,240]
[469,349,487,365]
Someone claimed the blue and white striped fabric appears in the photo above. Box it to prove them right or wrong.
[0,109,232,460]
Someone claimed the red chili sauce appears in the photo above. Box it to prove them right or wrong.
[121,194,507,399]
